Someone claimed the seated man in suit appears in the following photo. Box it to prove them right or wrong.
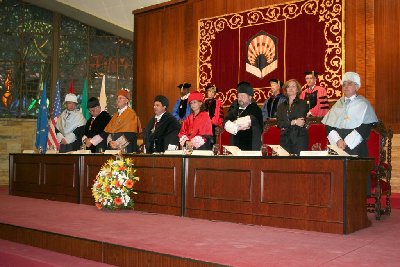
[143,95,180,153]
[82,97,111,153]
[322,72,378,156]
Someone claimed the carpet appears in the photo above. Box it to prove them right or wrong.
[0,186,399,266]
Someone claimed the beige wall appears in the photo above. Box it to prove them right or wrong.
[392,134,400,192]
[0,119,37,184]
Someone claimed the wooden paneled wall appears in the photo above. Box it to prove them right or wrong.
[374,0,400,132]
[133,0,399,133]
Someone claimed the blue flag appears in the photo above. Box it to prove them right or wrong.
[35,82,49,153]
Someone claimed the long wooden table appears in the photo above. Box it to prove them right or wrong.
[9,153,373,234]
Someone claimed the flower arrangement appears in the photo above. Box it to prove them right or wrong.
[92,157,139,210]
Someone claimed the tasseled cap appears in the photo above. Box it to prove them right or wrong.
[304,71,319,78]
[342,72,361,87]
[87,97,100,108]
[188,91,204,103]
[205,83,218,92]
[64,93,78,103]
[237,81,254,96]
[177,83,191,89]
[268,78,282,88]
[117,88,131,100]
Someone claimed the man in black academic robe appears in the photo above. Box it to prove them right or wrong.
[83,97,111,153]
[144,95,181,153]
[224,82,263,151]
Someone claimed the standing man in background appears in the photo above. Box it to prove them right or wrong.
[300,71,329,117]
[172,82,191,123]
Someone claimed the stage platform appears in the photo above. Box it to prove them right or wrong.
[0,186,399,266]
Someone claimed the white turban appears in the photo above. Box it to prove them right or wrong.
[342,72,361,87]
[64,93,78,103]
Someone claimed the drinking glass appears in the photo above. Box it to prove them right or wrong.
[185,142,193,155]
[311,143,322,151]
[212,144,220,156]
[261,144,269,157]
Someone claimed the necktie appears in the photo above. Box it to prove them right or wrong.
[151,118,157,133]
[89,117,94,130]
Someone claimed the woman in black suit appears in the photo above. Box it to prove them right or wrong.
[276,79,309,155]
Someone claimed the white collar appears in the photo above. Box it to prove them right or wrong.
[155,112,165,121]
[345,95,357,102]
[118,105,128,115]
[181,93,190,100]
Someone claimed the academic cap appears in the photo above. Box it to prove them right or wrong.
[342,72,361,87]
[237,81,254,96]
[268,78,282,88]
[205,83,218,92]
[177,83,191,89]
[87,97,100,108]
[188,91,204,103]
[117,88,131,100]
[304,71,320,77]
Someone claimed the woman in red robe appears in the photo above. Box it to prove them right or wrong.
[178,91,213,150]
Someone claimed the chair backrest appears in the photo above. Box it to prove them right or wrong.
[216,128,231,154]
[367,129,381,165]
[307,123,328,150]
[262,125,281,145]
[367,120,392,167]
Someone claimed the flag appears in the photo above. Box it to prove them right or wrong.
[69,79,75,94]
[35,82,49,153]
[99,75,107,111]
[80,79,90,120]
[47,80,61,150]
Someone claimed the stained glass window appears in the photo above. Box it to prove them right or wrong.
[0,0,133,118]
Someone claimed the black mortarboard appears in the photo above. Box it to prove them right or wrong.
[237,81,254,96]
[205,83,218,92]
[268,78,282,88]
[87,97,100,109]
[154,95,169,108]
[304,71,320,77]
[177,83,191,89]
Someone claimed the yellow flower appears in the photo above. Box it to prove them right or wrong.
[125,158,133,165]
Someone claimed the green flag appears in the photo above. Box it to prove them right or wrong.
[81,79,90,120]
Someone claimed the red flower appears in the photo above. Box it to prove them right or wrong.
[125,179,134,189]
[105,185,110,192]
[95,203,102,209]
[119,166,126,171]
[114,197,123,206]
[115,181,121,188]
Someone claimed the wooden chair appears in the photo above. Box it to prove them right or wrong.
[366,120,393,220]
[216,126,231,154]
